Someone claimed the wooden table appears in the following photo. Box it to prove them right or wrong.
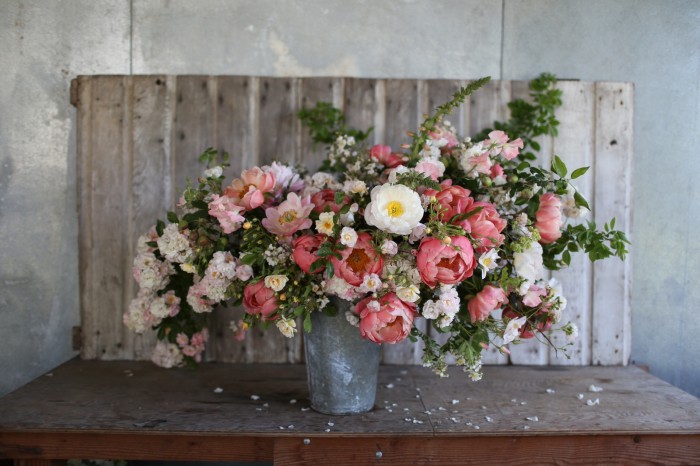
[1,360,699,465]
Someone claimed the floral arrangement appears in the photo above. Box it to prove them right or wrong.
[125,74,628,380]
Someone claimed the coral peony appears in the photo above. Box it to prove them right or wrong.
[242,281,278,321]
[416,236,476,288]
[331,232,384,286]
[468,285,508,323]
[355,293,416,344]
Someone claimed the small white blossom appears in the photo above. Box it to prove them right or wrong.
[339,227,358,248]
[264,275,289,292]
[503,316,527,344]
[396,285,420,303]
[276,317,297,338]
[316,212,335,235]
[359,273,382,293]
[381,239,398,256]
[203,166,223,178]
[478,249,500,279]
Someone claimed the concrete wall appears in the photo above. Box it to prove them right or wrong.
[1,0,698,397]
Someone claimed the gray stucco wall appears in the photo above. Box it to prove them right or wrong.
[1,0,698,398]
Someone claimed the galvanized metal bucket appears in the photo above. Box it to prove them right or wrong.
[304,297,381,415]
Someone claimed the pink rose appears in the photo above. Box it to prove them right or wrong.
[311,189,350,214]
[468,285,508,323]
[331,232,384,286]
[208,194,246,234]
[355,293,416,344]
[425,180,472,222]
[261,192,314,237]
[242,281,278,321]
[416,236,476,288]
[224,167,276,210]
[292,234,326,274]
[535,193,563,244]
[457,201,506,253]
[369,144,406,168]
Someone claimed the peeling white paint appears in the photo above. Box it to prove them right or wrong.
[268,31,358,76]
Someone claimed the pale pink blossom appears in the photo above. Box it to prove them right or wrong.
[262,192,313,237]
[208,194,246,234]
[415,158,446,181]
[224,167,276,210]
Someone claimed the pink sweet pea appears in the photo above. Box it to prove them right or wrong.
[522,284,548,307]
[468,285,508,323]
[208,194,246,234]
[416,236,476,288]
[355,293,416,344]
[535,193,563,244]
[292,234,326,274]
[485,130,524,160]
[242,281,279,321]
[369,144,406,168]
[415,158,445,181]
[428,125,459,150]
[457,201,507,253]
[331,232,384,286]
[224,167,276,210]
[261,192,313,237]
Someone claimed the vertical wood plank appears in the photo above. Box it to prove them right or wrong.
[467,80,510,365]
[549,81,595,365]
[508,80,551,366]
[84,76,130,360]
[208,76,255,363]
[126,75,172,360]
[381,79,425,364]
[592,83,633,365]
[76,76,96,359]
[258,78,297,167]
[343,78,380,142]
[298,78,336,172]
[249,77,301,363]
[172,76,215,205]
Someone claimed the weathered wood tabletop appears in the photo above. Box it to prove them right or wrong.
[1,360,699,465]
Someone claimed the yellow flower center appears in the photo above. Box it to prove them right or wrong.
[386,201,404,218]
[483,258,492,267]
[279,210,298,224]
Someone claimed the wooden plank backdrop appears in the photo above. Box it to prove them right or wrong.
[74,76,633,365]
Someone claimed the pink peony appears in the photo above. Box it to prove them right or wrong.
[457,201,507,253]
[355,293,417,344]
[311,189,350,214]
[292,234,326,274]
[242,281,279,321]
[535,193,563,244]
[467,285,507,323]
[331,232,384,286]
[425,180,472,222]
[261,192,314,237]
[369,144,406,168]
[224,167,276,210]
[416,236,476,288]
[208,194,246,234]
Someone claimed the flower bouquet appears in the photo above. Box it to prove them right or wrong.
[125,74,628,384]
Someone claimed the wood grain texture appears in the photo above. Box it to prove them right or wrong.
[549,81,596,365]
[0,360,699,464]
[592,83,633,366]
[75,76,633,367]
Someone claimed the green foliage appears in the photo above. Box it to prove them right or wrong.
[474,72,562,159]
[409,77,491,162]
[297,102,372,145]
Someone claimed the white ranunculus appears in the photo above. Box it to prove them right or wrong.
[364,184,424,235]
[396,285,420,303]
[264,274,288,292]
[513,242,544,289]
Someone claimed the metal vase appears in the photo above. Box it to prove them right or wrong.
[304,297,381,415]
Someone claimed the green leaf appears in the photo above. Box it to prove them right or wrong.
[167,211,179,223]
[551,155,567,178]
[573,191,591,210]
[334,191,346,205]
[571,166,590,179]
[610,217,616,230]
[562,250,571,266]
[531,140,541,151]
[156,219,165,236]
[303,313,312,333]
